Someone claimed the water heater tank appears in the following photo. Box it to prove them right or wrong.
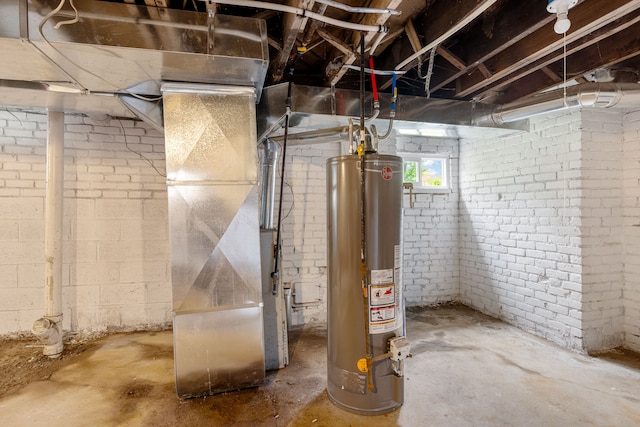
[326,154,405,414]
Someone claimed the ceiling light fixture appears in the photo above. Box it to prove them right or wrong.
[547,0,578,34]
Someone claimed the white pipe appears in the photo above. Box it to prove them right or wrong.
[200,0,388,33]
[342,65,407,76]
[32,110,65,358]
[489,83,640,124]
[368,31,386,56]
[314,0,400,15]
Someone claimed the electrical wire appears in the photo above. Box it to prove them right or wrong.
[424,46,437,99]
[36,2,163,102]
[54,0,79,28]
[117,119,166,178]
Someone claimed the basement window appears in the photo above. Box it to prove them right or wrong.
[401,154,450,192]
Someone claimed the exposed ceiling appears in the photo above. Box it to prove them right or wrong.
[103,0,640,105]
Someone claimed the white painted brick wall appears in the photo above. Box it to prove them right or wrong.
[0,110,170,335]
[276,134,459,324]
[623,109,640,352]
[279,141,340,325]
[459,111,585,350]
[397,136,459,306]
[580,109,624,350]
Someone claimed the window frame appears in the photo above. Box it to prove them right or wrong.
[399,153,451,193]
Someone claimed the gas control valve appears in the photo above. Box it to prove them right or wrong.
[388,336,411,361]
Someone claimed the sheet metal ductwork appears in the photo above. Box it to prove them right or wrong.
[163,84,265,398]
[0,0,268,123]
[257,84,530,141]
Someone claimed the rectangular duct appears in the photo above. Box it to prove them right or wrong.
[162,83,264,398]
[0,0,268,118]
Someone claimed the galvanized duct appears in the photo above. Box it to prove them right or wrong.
[163,83,265,398]
[0,0,268,122]
[484,83,640,125]
[257,84,530,142]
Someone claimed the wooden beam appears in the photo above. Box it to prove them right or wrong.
[328,0,402,87]
[541,66,562,83]
[404,20,423,58]
[253,10,278,20]
[477,63,492,79]
[483,19,640,104]
[427,0,557,93]
[379,0,497,91]
[268,37,283,52]
[271,0,315,83]
[317,28,352,57]
[395,0,499,70]
[454,0,640,98]
[436,46,466,72]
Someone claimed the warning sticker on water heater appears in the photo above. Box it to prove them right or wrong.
[370,284,395,306]
[369,281,398,333]
[371,305,395,322]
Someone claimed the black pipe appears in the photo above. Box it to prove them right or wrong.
[271,48,304,296]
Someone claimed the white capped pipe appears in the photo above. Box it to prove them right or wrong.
[489,83,640,124]
[32,110,65,358]
[200,0,388,33]
[314,0,400,15]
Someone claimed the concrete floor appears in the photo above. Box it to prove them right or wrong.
[2,305,640,426]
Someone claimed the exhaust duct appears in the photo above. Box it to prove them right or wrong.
[484,83,640,125]
[0,0,268,123]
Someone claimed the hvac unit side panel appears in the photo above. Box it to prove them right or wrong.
[173,306,265,399]
[168,184,262,312]
[164,86,264,397]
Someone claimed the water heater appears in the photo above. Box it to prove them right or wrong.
[326,153,409,415]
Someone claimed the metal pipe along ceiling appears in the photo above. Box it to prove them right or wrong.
[488,83,640,124]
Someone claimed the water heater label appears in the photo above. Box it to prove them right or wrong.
[370,305,395,323]
[371,269,393,285]
[370,284,395,306]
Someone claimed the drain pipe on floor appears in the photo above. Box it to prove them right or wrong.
[32,110,65,358]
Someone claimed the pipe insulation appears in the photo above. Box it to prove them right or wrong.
[488,83,640,124]
[32,110,65,358]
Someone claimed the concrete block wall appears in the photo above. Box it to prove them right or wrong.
[459,112,585,350]
[580,109,624,350]
[623,109,640,352]
[0,110,170,335]
[397,136,459,306]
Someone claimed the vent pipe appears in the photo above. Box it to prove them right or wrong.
[32,110,65,358]
[485,83,640,125]
[260,139,279,230]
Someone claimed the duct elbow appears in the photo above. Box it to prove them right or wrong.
[32,317,63,358]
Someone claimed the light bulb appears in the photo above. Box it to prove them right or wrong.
[554,12,571,34]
